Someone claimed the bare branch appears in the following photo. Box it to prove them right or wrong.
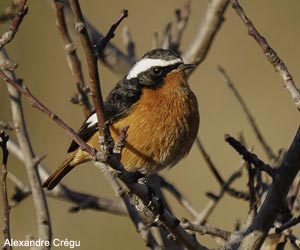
[231,0,300,110]
[69,0,107,144]
[5,137,127,215]
[103,172,162,250]
[225,135,275,177]
[1,131,12,250]
[0,121,17,131]
[122,26,136,63]
[53,0,92,118]
[169,0,191,52]
[196,137,249,200]
[195,162,245,225]
[95,9,128,54]
[183,0,229,73]
[0,0,28,49]
[218,66,276,160]
[182,219,231,241]
[275,215,300,234]
[158,175,202,218]
[0,49,52,248]
[235,127,300,250]
[0,1,22,23]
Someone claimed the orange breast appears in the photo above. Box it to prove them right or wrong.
[110,71,200,173]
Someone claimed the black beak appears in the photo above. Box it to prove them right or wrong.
[177,63,196,71]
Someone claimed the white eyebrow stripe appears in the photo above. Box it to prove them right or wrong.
[126,58,182,79]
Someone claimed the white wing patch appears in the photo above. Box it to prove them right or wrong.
[126,58,182,80]
[86,113,98,128]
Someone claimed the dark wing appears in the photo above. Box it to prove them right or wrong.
[67,112,98,152]
[67,78,142,153]
[104,78,142,123]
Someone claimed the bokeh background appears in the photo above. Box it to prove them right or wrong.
[1,0,300,249]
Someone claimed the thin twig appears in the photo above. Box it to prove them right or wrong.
[246,164,258,224]
[0,121,17,131]
[1,131,12,250]
[218,66,276,160]
[96,9,129,54]
[122,26,136,63]
[159,175,202,218]
[225,134,274,177]
[170,0,191,52]
[182,219,231,241]
[196,137,249,200]
[231,0,300,110]
[287,232,300,249]
[0,0,28,49]
[0,68,96,157]
[54,0,92,118]
[0,1,22,23]
[160,23,172,50]
[195,162,245,225]
[275,215,300,234]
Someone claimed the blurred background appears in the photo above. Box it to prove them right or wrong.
[0,0,300,249]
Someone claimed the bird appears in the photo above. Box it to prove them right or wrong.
[43,49,200,190]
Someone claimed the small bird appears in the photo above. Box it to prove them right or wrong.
[43,49,200,190]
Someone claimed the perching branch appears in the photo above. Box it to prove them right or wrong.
[1,131,11,250]
[231,0,300,110]
[6,137,127,215]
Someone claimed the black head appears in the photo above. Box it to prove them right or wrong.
[126,49,185,89]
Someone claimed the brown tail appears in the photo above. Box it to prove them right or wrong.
[43,154,75,190]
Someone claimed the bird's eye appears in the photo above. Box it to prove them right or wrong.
[151,67,163,76]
